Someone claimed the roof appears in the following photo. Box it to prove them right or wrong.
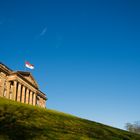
[0,62,13,72]
[17,71,39,89]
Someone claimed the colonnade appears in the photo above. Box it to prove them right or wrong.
[7,80,36,105]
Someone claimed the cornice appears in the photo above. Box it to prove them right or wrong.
[0,63,12,75]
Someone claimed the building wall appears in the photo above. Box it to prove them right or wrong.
[0,71,7,97]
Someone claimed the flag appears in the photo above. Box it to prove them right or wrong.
[25,61,34,69]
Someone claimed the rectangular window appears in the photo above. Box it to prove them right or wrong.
[3,89,6,97]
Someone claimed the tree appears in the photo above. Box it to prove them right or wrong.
[125,121,140,134]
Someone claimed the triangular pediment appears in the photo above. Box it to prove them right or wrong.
[17,71,39,89]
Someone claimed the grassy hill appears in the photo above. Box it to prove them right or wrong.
[0,97,140,140]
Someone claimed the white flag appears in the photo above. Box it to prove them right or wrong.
[25,61,34,69]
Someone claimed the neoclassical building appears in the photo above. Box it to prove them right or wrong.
[0,63,47,108]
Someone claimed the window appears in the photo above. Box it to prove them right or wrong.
[36,96,40,106]
[3,89,6,97]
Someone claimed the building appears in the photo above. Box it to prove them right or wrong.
[0,62,47,108]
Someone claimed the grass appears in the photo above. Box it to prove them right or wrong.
[0,97,140,140]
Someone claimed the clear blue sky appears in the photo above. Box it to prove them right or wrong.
[0,0,140,129]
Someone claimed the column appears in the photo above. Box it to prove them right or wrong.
[9,84,13,100]
[6,81,10,99]
[40,98,42,107]
[0,79,4,97]
[43,100,46,108]
[17,83,21,102]
[13,81,17,100]
[21,86,25,103]
[25,89,29,104]
[33,92,36,106]
[29,91,33,105]
[0,79,3,97]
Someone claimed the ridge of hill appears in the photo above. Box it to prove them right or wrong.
[0,97,140,140]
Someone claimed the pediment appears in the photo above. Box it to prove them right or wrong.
[17,71,39,89]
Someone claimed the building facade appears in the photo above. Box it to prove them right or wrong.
[0,63,47,108]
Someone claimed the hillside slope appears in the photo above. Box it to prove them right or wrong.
[0,97,140,140]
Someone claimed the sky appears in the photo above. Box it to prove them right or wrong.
[0,0,140,129]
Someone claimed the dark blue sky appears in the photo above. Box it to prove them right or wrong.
[0,0,140,129]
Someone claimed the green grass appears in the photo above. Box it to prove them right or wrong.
[0,97,140,140]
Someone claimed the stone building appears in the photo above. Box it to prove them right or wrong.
[0,63,47,108]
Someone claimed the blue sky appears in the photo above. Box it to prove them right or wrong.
[0,0,140,129]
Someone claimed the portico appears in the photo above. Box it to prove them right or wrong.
[0,63,47,108]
